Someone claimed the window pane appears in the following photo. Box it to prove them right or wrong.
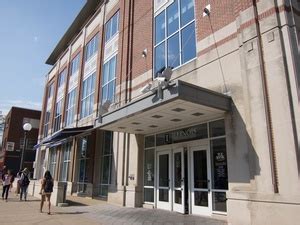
[211,138,228,190]
[102,156,110,184]
[155,12,165,44]
[159,189,169,202]
[154,42,165,76]
[103,62,109,84]
[167,0,179,36]
[180,0,194,26]
[144,148,154,186]
[100,185,108,196]
[181,22,196,63]
[209,119,225,137]
[213,192,227,212]
[108,81,115,102]
[104,131,113,155]
[194,191,208,206]
[159,154,169,187]
[167,33,180,68]
[144,188,154,202]
[111,12,118,37]
[145,135,155,148]
[193,150,207,189]
[102,85,108,102]
[109,56,116,81]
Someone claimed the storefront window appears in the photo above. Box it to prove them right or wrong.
[60,142,71,182]
[210,135,228,212]
[77,136,91,193]
[100,131,113,197]
[48,148,57,179]
[209,120,225,138]
[144,135,155,203]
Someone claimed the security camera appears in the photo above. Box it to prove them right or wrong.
[155,77,168,82]
[203,4,211,17]
[140,83,152,93]
[142,49,147,58]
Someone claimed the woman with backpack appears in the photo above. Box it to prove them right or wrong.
[2,169,12,202]
[40,170,53,214]
[19,168,30,201]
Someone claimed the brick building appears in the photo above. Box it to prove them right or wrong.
[32,0,300,224]
[0,107,41,175]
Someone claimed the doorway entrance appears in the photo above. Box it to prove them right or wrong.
[156,144,212,215]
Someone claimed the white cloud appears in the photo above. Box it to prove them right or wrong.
[33,36,39,42]
[0,99,42,115]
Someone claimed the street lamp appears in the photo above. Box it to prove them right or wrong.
[19,122,32,171]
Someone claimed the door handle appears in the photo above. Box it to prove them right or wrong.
[207,180,211,192]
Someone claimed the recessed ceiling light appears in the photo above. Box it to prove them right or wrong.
[132,122,141,125]
[172,108,186,112]
[192,112,204,116]
[149,125,158,128]
[152,115,163,118]
[118,127,126,129]
[171,119,182,122]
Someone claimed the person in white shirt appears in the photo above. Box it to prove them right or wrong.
[2,170,12,202]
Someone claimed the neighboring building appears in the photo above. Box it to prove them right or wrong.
[33,0,300,224]
[1,107,41,175]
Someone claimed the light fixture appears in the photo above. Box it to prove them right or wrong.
[142,48,147,57]
[20,122,32,171]
[23,123,32,132]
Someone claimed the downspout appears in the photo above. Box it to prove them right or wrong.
[252,0,279,193]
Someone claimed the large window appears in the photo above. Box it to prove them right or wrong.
[101,55,117,103]
[65,88,77,126]
[144,135,155,203]
[77,136,92,193]
[58,69,66,88]
[154,0,196,76]
[53,99,63,132]
[100,131,113,197]
[47,83,54,99]
[105,11,119,42]
[48,148,57,178]
[43,110,50,137]
[70,53,81,76]
[60,142,71,182]
[85,34,99,62]
[80,73,96,118]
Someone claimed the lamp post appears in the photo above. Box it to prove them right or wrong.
[19,122,32,171]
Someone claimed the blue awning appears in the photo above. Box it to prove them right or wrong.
[34,125,93,149]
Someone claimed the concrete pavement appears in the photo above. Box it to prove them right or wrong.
[0,188,227,225]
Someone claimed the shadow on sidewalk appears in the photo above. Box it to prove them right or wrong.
[50,211,87,215]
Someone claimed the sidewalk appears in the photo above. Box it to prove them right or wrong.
[0,188,227,225]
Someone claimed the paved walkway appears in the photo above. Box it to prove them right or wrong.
[0,188,227,225]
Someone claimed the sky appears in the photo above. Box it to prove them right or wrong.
[0,0,86,115]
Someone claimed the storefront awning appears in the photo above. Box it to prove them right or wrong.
[34,125,93,149]
[95,80,231,135]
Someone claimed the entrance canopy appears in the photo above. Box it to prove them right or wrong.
[95,80,231,135]
[34,126,93,149]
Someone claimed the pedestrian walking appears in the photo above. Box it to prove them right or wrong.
[2,169,12,202]
[39,170,53,214]
[19,168,30,201]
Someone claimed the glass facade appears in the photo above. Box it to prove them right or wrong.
[60,142,71,182]
[49,148,57,178]
[53,99,63,132]
[154,0,196,76]
[77,136,91,193]
[65,88,77,126]
[85,34,99,62]
[80,73,96,118]
[102,55,117,103]
[100,131,113,197]
[58,69,66,88]
[143,119,228,213]
[105,11,119,42]
[70,53,80,75]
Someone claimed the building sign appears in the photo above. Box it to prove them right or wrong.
[156,123,208,146]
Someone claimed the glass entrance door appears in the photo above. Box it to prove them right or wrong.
[157,150,171,210]
[190,147,212,216]
[172,148,185,213]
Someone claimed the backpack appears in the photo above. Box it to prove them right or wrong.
[44,179,53,193]
[21,174,30,186]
